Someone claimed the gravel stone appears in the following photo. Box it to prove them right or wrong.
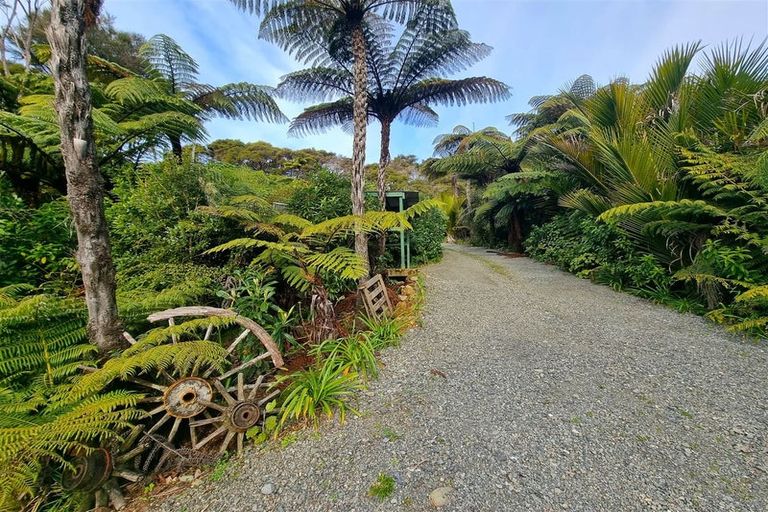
[261,483,275,495]
[429,486,453,507]
[155,245,768,511]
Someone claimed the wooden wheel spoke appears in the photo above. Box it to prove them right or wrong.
[114,443,148,465]
[190,415,224,428]
[218,430,237,455]
[138,396,163,404]
[168,317,178,344]
[122,332,138,345]
[146,413,171,435]
[237,433,244,456]
[212,379,236,406]
[190,423,197,449]
[226,329,251,355]
[199,399,227,413]
[196,425,227,449]
[247,374,266,400]
[167,417,182,444]
[237,373,245,401]
[218,352,270,381]
[257,389,280,406]
[148,404,166,416]
[129,377,168,392]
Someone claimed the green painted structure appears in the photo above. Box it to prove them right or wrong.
[369,191,420,269]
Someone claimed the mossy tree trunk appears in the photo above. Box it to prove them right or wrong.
[47,0,123,354]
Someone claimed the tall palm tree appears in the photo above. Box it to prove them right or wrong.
[139,34,286,158]
[229,0,457,272]
[430,126,521,186]
[279,20,509,210]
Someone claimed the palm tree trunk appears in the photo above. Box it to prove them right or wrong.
[376,119,391,259]
[377,120,390,209]
[351,25,369,276]
[508,209,523,252]
[47,0,123,354]
[169,133,183,160]
[451,174,458,197]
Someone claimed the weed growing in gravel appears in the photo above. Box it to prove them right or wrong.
[368,473,396,500]
[381,426,402,441]
[280,433,299,448]
[210,455,230,482]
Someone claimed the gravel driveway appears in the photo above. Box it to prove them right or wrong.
[157,244,768,512]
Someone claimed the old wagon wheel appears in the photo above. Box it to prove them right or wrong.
[60,426,147,511]
[124,307,284,468]
[189,371,281,456]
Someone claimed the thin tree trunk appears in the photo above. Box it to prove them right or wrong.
[47,0,123,354]
[22,19,32,68]
[350,25,369,277]
[508,209,523,252]
[376,119,391,259]
[451,174,458,197]
[169,133,183,160]
[0,1,17,76]
[377,120,390,209]
[0,39,8,76]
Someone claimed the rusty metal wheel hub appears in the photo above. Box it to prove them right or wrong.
[163,377,212,418]
[227,401,261,431]
[61,448,113,492]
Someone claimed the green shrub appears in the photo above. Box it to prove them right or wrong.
[288,168,378,223]
[215,266,298,353]
[108,158,232,266]
[409,208,447,265]
[288,169,353,223]
[0,193,75,288]
[525,211,632,275]
[525,212,679,294]
[277,358,363,428]
[359,315,407,349]
[309,334,379,380]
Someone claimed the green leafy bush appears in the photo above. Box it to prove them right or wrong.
[288,168,378,223]
[525,212,632,275]
[215,266,298,353]
[108,158,232,266]
[409,208,447,265]
[277,358,363,428]
[0,192,75,288]
[288,169,353,223]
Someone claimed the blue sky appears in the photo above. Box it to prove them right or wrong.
[107,0,768,163]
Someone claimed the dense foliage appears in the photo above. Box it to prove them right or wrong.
[410,207,448,264]
[434,40,768,338]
